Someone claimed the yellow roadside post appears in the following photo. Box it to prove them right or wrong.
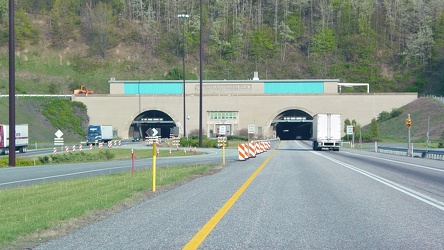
[152,142,157,192]
[222,140,226,165]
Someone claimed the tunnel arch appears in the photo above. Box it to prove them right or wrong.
[128,110,177,139]
[270,109,313,140]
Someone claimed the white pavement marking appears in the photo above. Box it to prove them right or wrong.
[342,151,444,172]
[312,151,444,212]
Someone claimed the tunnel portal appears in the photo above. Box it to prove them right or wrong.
[272,110,313,140]
[129,110,176,139]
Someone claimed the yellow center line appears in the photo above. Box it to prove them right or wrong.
[183,142,280,249]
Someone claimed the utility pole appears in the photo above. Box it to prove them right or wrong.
[177,14,189,139]
[198,0,203,147]
[9,0,16,167]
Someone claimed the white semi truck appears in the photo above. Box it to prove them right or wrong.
[0,124,29,155]
[312,114,341,151]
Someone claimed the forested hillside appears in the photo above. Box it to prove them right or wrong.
[0,0,443,95]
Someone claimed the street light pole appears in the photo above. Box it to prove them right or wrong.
[199,0,203,147]
[177,14,189,139]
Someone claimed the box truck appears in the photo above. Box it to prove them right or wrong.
[86,125,113,145]
[0,124,29,155]
[312,114,341,151]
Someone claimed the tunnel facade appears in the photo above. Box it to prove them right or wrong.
[73,79,418,140]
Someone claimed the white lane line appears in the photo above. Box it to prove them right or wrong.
[294,140,444,172]
[342,151,444,172]
[0,165,131,187]
[312,151,444,212]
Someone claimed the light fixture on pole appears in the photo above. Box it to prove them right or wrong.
[177,14,189,138]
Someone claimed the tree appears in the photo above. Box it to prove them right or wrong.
[5,0,444,95]
[248,26,276,62]
[377,111,390,122]
[0,0,6,24]
[310,28,336,77]
[402,25,435,69]
[50,0,79,48]
[164,67,182,80]
[278,21,295,61]
[311,28,335,56]
[16,0,55,15]
[344,118,351,133]
[368,118,380,140]
[15,9,40,47]
[81,2,118,58]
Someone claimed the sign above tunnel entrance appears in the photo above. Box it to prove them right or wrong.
[195,84,252,93]
[271,118,313,124]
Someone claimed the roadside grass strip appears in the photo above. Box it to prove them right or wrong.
[0,164,215,247]
[1,148,203,168]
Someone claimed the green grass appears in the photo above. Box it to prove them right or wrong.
[0,97,86,144]
[0,164,216,247]
[91,147,203,160]
[362,98,444,143]
[0,46,158,95]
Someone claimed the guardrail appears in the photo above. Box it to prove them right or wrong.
[0,94,72,99]
[377,145,444,161]
[435,97,444,103]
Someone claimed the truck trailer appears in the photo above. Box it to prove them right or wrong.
[86,125,113,145]
[312,114,341,151]
[0,124,29,155]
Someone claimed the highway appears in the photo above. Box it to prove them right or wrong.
[10,140,444,248]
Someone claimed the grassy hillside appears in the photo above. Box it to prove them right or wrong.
[366,97,444,143]
[0,97,88,145]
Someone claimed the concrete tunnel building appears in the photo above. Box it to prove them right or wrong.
[72,77,417,140]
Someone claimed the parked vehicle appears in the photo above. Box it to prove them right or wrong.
[0,124,29,155]
[86,125,113,145]
[312,114,341,151]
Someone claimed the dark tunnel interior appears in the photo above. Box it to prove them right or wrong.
[274,110,313,140]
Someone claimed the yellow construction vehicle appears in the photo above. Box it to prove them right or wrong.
[73,86,95,95]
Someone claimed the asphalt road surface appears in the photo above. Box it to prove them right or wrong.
[26,140,444,249]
